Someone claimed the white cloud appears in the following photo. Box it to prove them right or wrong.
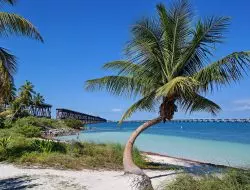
[111,108,122,112]
[232,99,250,111]
[233,99,250,105]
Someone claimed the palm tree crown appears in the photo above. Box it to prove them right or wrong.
[32,93,45,106]
[0,0,43,102]
[19,80,35,106]
[86,0,250,123]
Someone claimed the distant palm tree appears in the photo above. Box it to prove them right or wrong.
[0,0,43,101]
[33,93,45,106]
[19,80,35,106]
[86,0,250,179]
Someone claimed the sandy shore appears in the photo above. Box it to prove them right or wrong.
[0,163,178,190]
[0,153,222,190]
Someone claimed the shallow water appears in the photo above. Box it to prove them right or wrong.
[58,121,250,168]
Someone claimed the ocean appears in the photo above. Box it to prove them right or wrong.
[58,121,250,168]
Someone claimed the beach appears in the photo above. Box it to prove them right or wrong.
[0,152,223,190]
[0,164,177,190]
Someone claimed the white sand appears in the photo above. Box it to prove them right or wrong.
[0,153,217,189]
[145,154,203,167]
[0,163,178,190]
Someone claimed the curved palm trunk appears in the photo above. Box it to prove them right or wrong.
[123,117,162,175]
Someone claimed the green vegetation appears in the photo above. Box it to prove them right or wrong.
[0,129,159,170]
[63,119,83,129]
[1,81,47,119]
[164,170,250,190]
[17,142,146,170]
[13,116,67,130]
[0,116,168,170]
[0,116,83,131]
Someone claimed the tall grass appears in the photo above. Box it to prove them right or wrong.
[0,136,150,170]
[163,170,250,190]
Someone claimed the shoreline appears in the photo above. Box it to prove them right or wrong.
[143,151,230,169]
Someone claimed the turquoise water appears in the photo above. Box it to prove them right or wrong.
[58,121,250,168]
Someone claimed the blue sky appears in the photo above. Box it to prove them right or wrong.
[2,0,250,120]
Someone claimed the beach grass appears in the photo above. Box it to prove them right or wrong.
[0,136,166,170]
[162,170,250,190]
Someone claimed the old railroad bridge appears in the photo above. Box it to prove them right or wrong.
[56,108,107,124]
[17,103,107,124]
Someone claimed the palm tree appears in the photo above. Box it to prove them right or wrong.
[33,93,45,106]
[19,80,35,106]
[0,80,16,106]
[0,0,43,102]
[86,0,250,179]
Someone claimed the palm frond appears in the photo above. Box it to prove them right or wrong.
[173,16,230,77]
[126,17,169,80]
[0,48,16,100]
[194,51,250,92]
[157,0,193,74]
[119,92,156,123]
[103,60,151,77]
[0,12,43,42]
[156,76,200,98]
[85,76,144,98]
[179,94,221,115]
[0,0,16,5]
[0,48,16,77]
[0,79,15,104]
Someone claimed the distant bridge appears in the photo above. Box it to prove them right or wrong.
[168,118,250,123]
[56,108,107,124]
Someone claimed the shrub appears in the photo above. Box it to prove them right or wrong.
[14,116,68,130]
[14,125,41,138]
[63,119,83,129]
[0,136,11,152]
[5,137,33,161]
[31,139,67,153]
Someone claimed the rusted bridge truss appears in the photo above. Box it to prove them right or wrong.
[28,104,52,118]
[56,108,107,124]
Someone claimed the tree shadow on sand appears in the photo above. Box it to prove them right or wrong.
[0,175,39,190]
[149,162,225,180]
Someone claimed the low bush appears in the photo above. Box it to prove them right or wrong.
[0,136,11,159]
[2,136,33,161]
[31,139,67,153]
[164,170,250,190]
[14,125,41,138]
[14,116,68,130]
[63,119,83,129]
